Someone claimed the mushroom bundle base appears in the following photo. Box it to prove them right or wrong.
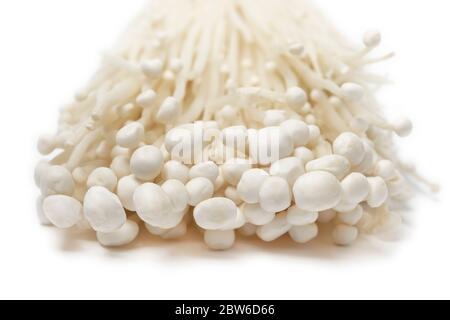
[34,0,436,250]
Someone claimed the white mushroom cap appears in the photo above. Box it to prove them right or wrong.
[117,175,141,211]
[116,122,145,149]
[256,212,291,242]
[392,117,413,137]
[288,42,305,56]
[387,175,407,197]
[286,87,307,110]
[293,171,343,212]
[313,140,333,157]
[34,160,51,188]
[119,103,140,119]
[259,176,292,213]
[237,168,269,204]
[224,187,243,206]
[287,206,318,226]
[43,195,82,229]
[186,177,214,206]
[169,58,183,73]
[72,167,88,184]
[363,30,381,48]
[264,110,287,127]
[96,220,139,247]
[156,96,180,124]
[335,173,370,212]
[145,223,169,236]
[221,126,248,149]
[110,155,131,179]
[340,82,365,102]
[289,223,319,244]
[87,167,118,192]
[162,160,190,184]
[250,127,294,165]
[134,183,183,229]
[220,207,246,230]
[221,158,252,186]
[281,119,310,147]
[214,170,226,191]
[270,157,305,186]
[161,179,189,213]
[333,132,365,166]
[189,161,219,183]
[136,89,157,108]
[366,177,389,208]
[294,147,314,165]
[37,134,56,155]
[350,117,370,133]
[217,105,238,122]
[141,59,163,78]
[111,145,130,158]
[36,196,52,226]
[193,197,238,230]
[84,186,127,233]
[307,125,321,145]
[40,165,75,196]
[374,160,396,181]
[242,203,275,226]
[305,155,350,180]
[164,124,195,155]
[130,145,164,181]
[353,140,376,173]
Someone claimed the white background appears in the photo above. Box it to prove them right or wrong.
[0,0,449,300]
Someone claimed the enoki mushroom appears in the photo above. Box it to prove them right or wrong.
[35,0,436,250]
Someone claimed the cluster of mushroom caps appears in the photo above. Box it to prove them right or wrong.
[36,100,410,250]
[34,0,424,250]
